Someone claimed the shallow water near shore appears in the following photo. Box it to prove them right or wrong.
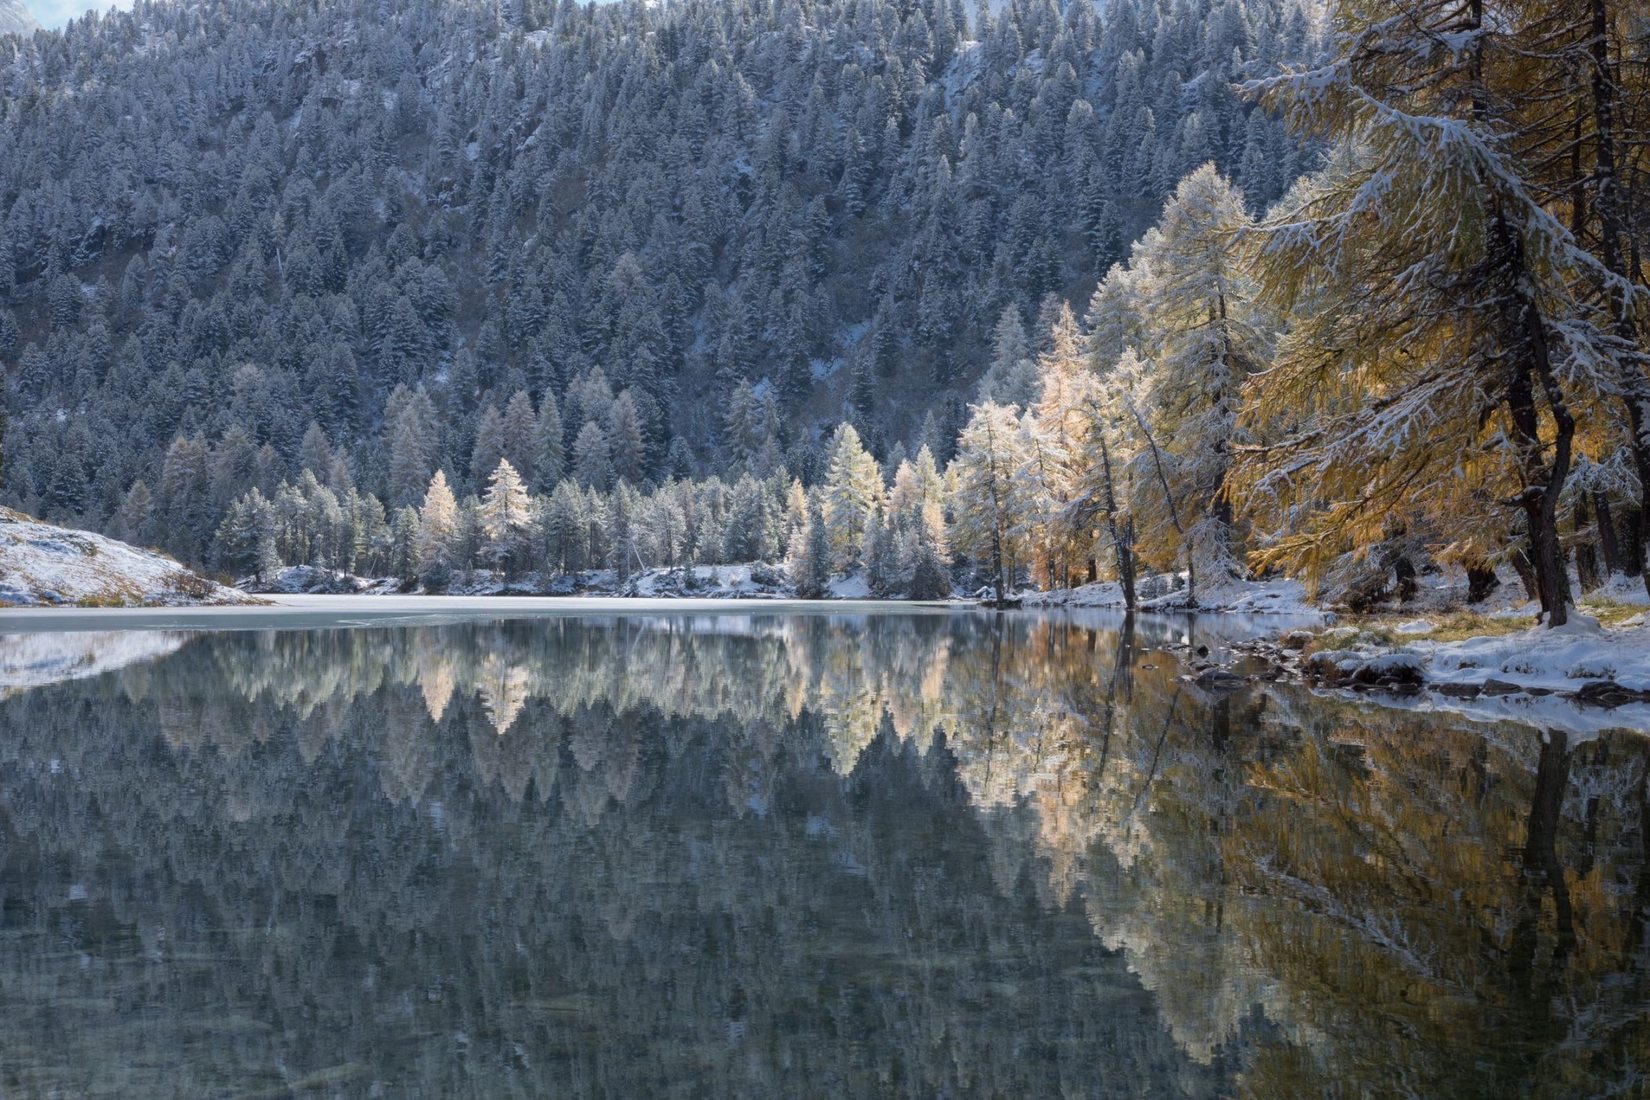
[0,607,1644,1097]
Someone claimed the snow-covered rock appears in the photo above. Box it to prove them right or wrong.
[0,508,256,607]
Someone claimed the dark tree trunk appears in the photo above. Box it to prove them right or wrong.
[1594,491,1620,575]
[1094,424,1136,612]
[1576,494,1601,593]
[1116,518,1137,612]
[1467,564,1500,604]
[1625,508,1645,578]
[1510,545,1539,604]
[1498,237,1574,625]
[1468,0,1572,625]
[1587,0,1650,598]
[1393,554,1417,603]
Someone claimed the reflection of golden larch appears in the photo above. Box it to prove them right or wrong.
[891,636,957,738]
[822,691,883,776]
[478,656,530,735]
[418,655,457,724]
[784,653,810,720]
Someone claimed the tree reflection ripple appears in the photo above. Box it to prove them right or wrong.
[0,612,1644,1097]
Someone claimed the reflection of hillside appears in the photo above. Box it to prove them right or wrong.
[0,641,1215,1097]
[0,614,1645,1097]
[0,629,191,698]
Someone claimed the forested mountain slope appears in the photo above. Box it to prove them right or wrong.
[0,0,1315,555]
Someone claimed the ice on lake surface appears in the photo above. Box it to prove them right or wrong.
[0,605,1645,1097]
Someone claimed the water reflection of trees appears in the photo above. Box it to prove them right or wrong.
[0,614,1644,1097]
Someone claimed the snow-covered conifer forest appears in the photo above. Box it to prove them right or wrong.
[1,0,1647,620]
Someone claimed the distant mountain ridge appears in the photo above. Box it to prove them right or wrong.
[0,0,36,35]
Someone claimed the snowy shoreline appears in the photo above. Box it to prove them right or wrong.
[1244,608,1650,736]
[0,508,258,609]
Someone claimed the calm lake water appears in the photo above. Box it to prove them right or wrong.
[0,608,1645,1097]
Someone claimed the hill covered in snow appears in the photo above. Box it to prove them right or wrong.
[0,0,35,36]
[0,508,255,606]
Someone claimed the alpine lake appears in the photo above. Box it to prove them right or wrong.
[0,602,1646,1098]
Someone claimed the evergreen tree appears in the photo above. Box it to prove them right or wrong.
[573,422,615,491]
[501,390,539,488]
[534,395,565,492]
[789,497,833,599]
[471,406,508,493]
[390,506,421,579]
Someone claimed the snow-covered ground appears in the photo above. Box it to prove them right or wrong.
[250,562,798,598]
[0,509,256,607]
[1022,574,1321,616]
[248,562,942,602]
[1421,615,1650,694]
[1304,590,1650,734]
[0,630,190,697]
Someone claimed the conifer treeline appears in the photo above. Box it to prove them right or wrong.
[0,0,1314,538]
[7,0,1647,616]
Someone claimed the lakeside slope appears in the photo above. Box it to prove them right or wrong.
[0,508,258,608]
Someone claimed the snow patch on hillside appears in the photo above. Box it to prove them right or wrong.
[0,508,256,607]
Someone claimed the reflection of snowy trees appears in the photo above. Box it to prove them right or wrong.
[0,615,1644,1096]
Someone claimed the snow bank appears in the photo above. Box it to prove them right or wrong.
[1306,617,1650,734]
[1420,616,1650,695]
[1023,574,1321,616]
[0,509,256,608]
[826,573,871,599]
[244,563,954,602]
[254,565,403,596]
[1365,685,1650,740]
[250,563,804,600]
